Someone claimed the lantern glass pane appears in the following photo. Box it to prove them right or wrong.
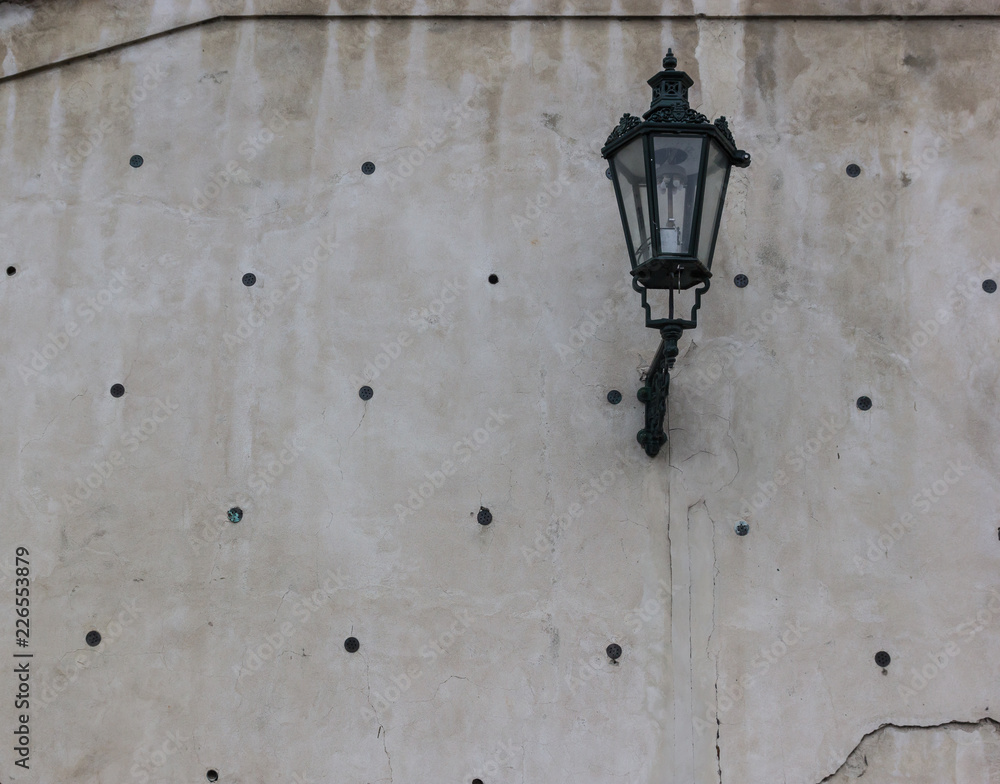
[612,137,652,266]
[652,136,703,256]
[696,141,730,267]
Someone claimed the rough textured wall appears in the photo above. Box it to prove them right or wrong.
[1,3,998,784]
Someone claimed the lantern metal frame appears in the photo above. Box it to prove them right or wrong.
[601,49,750,457]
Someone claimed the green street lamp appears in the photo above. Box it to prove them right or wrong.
[602,49,750,457]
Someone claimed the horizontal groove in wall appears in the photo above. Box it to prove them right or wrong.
[1,12,997,86]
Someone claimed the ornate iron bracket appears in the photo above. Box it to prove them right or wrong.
[636,324,683,457]
[632,278,708,457]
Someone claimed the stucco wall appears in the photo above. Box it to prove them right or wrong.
[1,3,999,783]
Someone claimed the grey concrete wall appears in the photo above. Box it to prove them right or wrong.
[1,2,999,783]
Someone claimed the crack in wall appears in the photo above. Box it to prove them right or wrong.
[816,718,1000,783]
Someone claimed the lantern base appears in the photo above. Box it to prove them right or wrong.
[636,324,683,457]
[632,257,711,290]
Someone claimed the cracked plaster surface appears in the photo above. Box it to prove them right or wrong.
[0,5,998,784]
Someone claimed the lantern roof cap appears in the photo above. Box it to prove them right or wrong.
[602,49,750,168]
[645,47,695,115]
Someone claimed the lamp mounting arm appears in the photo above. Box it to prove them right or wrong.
[636,324,683,457]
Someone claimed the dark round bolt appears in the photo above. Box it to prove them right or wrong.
[473,779,485,784]
[875,650,891,667]
[206,771,219,783]
[129,155,143,168]
[606,643,622,661]
[344,636,360,653]
[110,383,125,398]
[227,507,243,523]
[362,161,376,175]
[734,274,749,288]
[984,279,997,294]
[477,507,492,526]
[359,385,373,401]
[85,630,101,647]
[488,274,499,284]
[605,168,612,180]
[6,266,15,276]
[607,390,622,405]
[242,273,256,287]
[857,396,872,411]
[846,163,861,178]
[735,521,749,536]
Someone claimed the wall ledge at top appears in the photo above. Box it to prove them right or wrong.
[0,0,997,82]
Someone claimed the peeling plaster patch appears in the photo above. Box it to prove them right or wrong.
[819,719,1000,783]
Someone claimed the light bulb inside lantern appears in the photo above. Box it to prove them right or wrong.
[658,173,686,253]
